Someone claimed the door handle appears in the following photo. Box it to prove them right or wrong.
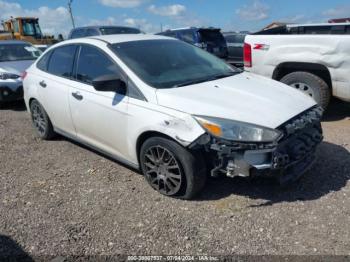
[39,80,47,88]
[72,91,83,101]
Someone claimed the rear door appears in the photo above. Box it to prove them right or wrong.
[35,44,78,135]
[69,44,129,158]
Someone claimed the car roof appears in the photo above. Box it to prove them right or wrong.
[0,40,31,45]
[164,27,221,32]
[61,34,174,45]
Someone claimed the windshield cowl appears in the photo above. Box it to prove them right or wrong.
[173,72,240,88]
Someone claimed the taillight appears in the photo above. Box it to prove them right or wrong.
[243,43,252,67]
[21,71,27,80]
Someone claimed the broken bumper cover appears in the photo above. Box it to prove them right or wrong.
[197,106,323,184]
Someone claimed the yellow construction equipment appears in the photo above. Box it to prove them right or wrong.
[0,17,58,45]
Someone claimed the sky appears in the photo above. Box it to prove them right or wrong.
[1,0,350,37]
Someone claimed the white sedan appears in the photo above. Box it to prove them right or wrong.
[23,34,323,199]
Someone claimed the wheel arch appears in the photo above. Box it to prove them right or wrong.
[136,131,188,165]
[28,98,55,125]
[28,97,36,108]
[272,62,333,91]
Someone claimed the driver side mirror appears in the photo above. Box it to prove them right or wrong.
[92,75,127,95]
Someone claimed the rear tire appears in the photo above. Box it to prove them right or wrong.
[29,100,55,140]
[280,71,331,109]
[140,137,206,200]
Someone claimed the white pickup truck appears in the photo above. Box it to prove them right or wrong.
[244,23,350,109]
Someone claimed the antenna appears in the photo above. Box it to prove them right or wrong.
[68,0,75,29]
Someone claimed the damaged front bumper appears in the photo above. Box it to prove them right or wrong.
[191,106,323,184]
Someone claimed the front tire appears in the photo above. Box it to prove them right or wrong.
[140,137,206,200]
[280,71,331,109]
[30,100,55,140]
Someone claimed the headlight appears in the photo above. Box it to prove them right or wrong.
[194,115,282,142]
[0,72,21,80]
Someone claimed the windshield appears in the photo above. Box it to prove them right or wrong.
[22,19,43,38]
[100,27,141,35]
[111,40,239,89]
[0,44,42,62]
[199,30,226,44]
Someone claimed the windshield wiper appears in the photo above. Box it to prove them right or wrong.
[174,78,211,87]
[174,72,238,88]
[207,72,239,81]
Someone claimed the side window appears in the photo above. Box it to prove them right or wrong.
[36,50,52,71]
[47,45,77,78]
[13,20,20,33]
[76,45,120,84]
[181,30,194,44]
[70,29,85,39]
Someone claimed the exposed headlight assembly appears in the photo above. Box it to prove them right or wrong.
[0,72,20,80]
[194,115,282,143]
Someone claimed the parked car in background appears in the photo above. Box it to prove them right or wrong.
[0,40,41,106]
[68,26,142,39]
[24,34,323,199]
[35,45,48,52]
[223,32,248,67]
[244,23,350,109]
[157,27,228,59]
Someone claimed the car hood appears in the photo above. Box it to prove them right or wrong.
[0,60,35,75]
[155,72,316,129]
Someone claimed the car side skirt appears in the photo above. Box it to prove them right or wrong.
[53,127,140,170]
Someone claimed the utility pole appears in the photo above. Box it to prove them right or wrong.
[68,0,75,29]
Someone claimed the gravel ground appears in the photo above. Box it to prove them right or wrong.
[0,100,349,259]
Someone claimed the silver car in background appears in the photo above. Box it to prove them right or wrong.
[0,40,41,105]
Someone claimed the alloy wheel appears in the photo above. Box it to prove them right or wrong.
[143,145,182,196]
[31,103,47,136]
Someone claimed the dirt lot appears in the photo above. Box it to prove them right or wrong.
[0,100,350,259]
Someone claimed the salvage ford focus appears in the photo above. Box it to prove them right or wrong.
[23,34,323,199]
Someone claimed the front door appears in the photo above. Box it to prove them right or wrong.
[69,44,129,158]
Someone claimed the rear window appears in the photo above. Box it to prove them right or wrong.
[70,29,85,39]
[162,31,177,38]
[225,34,245,44]
[199,30,225,43]
[179,30,195,44]
[100,27,141,35]
[85,28,98,37]
[47,45,77,78]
